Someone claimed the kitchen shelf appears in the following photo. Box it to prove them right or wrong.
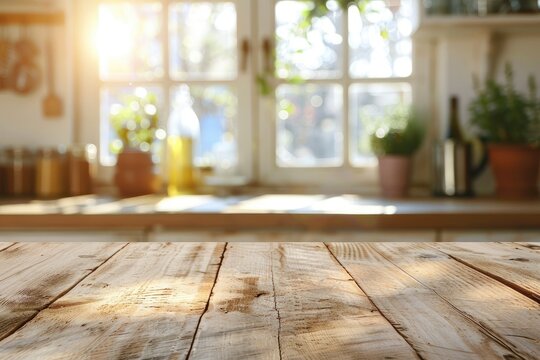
[414,14,540,37]
[0,12,64,25]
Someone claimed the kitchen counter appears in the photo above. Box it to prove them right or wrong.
[0,241,538,359]
[0,194,539,230]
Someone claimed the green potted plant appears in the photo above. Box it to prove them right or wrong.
[469,64,540,199]
[109,88,161,197]
[370,105,424,198]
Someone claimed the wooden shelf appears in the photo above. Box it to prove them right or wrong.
[0,12,64,25]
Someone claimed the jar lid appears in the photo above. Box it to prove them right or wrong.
[4,146,33,157]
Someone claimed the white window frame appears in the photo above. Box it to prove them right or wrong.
[76,0,254,184]
[75,0,423,189]
[257,0,415,189]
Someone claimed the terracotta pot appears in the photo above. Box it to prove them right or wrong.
[489,144,540,199]
[377,155,412,198]
[114,150,155,197]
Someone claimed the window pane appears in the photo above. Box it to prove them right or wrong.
[170,85,238,172]
[100,87,166,166]
[98,3,163,80]
[276,84,343,167]
[349,83,412,166]
[276,0,343,79]
[349,0,413,78]
[169,3,237,80]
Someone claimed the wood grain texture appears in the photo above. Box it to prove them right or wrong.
[0,231,145,243]
[372,242,540,360]
[328,243,520,359]
[190,242,280,360]
[441,231,540,243]
[0,242,14,251]
[0,242,125,341]
[432,242,540,302]
[516,242,540,251]
[273,242,419,360]
[0,242,225,360]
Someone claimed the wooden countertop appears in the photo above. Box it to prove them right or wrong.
[0,194,539,230]
[0,241,538,359]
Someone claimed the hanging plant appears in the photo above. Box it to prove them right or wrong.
[259,0,382,96]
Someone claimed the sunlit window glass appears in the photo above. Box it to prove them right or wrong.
[98,3,163,81]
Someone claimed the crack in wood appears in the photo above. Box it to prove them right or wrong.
[0,242,130,343]
[324,243,425,360]
[371,244,528,360]
[435,249,540,304]
[185,242,228,360]
[0,243,16,252]
[270,244,283,360]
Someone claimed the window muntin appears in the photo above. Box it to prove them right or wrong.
[98,1,241,169]
[274,0,413,171]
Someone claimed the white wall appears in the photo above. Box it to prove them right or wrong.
[0,0,73,148]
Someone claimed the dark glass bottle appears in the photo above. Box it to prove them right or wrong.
[447,96,465,142]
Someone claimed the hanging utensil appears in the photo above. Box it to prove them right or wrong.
[42,29,62,117]
[11,25,41,95]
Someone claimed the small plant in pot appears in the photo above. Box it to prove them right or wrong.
[469,64,540,199]
[109,88,162,197]
[370,105,424,198]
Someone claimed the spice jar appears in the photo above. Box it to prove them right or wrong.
[67,144,96,196]
[35,147,67,199]
[5,147,35,197]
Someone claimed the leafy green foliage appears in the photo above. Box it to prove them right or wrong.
[305,0,371,21]
[369,105,424,156]
[109,89,160,154]
[469,64,540,145]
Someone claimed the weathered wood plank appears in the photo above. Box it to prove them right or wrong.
[372,242,540,360]
[0,242,14,251]
[0,231,145,242]
[516,242,540,251]
[190,242,280,360]
[328,242,521,359]
[274,242,419,359]
[0,242,224,359]
[0,242,126,341]
[432,242,540,302]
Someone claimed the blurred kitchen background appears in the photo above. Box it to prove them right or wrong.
[0,0,539,199]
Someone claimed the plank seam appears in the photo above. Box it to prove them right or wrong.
[431,245,540,304]
[324,243,425,360]
[185,242,228,360]
[370,244,528,360]
[270,244,283,360]
[0,242,131,343]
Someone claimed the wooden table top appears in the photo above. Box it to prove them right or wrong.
[1,194,540,230]
[0,241,538,359]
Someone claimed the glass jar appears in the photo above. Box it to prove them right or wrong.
[35,147,67,199]
[0,149,6,196]
[67,144,97,196]
[5,147,35,197]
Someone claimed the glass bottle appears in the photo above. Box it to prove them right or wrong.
[447,96,465,142]
[166,85,200,195]
[5,147,35,197]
